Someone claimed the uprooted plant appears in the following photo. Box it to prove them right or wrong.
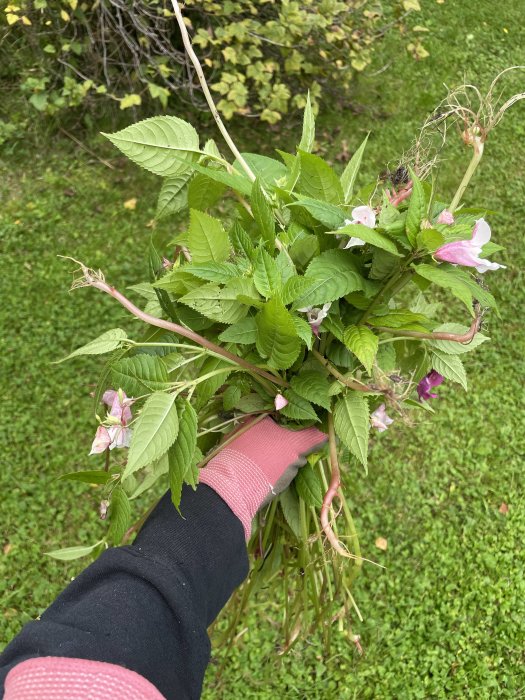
[50,4,522,652]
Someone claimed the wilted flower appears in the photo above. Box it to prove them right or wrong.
[274,393,288,411]
[437,209,455,225]
[417,371,444,401]
[90,425,112,455]
[99,500,110,520]
[342,204,377,249]
[435,218,506,273]
[370,404,394,432]
[103,389,133,425]
[90,388,133,455]
[297,302,331,336]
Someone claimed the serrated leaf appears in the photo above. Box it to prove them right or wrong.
[124,392,179,478]
[156,175,189,220]
[281,389,319,421]
[428,323,489,355]
[56,328,127,363]
[431,350,468,390]
[298,91,315,153]
[218,317,258,344]
[343,325,379,374]
[287,197,345,229]
[405,170,426,246]
[103,116,199,177]
[111,355,170,396]
[255,297,301,369]
[45,541,103,561]
[107,486,131,545]
[184,261,239,283]
[334,393,369,470]
[280,487,302,539]
[179,281,250,324]
[187,173,226,210]
[169,400,198,509]
[128,454,169,500]
[239,153,287,185]
[253,247,280,298]
[370,248,399,280]
[230,221,255,260]
[333,223,401,256]
[298,151,343,204]
[59,470,113,485]
[340,133,369,203]
[187,209,230,263]
[293,250,366,308]
[282,276,316,305]
[376,343,397,372]
[294,463,323,507]
[368,310,431,330]
[291,315,314,349]
[417,227,444,252]
[179,158,253,196]
[251,178,275,246]
[195,355,233,410]
[223,385,242,411]
[414,264,474,312]
[291,371,330,410]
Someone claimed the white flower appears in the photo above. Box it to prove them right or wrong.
[297,302,332,335]
[341,205,376,249]
[370,404,394,432]
[274,393,288,411]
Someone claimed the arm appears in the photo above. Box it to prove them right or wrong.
[0,418,325,700]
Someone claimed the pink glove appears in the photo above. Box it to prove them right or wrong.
[199,417,326,539]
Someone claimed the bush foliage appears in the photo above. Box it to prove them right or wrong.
[2,0,424,122]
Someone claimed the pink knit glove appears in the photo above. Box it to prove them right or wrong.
[199,417,326,539]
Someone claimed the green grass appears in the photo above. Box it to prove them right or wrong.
[2,0,525,697]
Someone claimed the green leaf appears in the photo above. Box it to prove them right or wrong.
[298,151,343,204]
[280,487,302,539]
[59,470,113,485]
[128,454,169,500]
[45,541,103,561]
[251,178,275,246]
[294,462,323,507]
[56,328,127,363]
[333,222,401,256]
[428,323,489,355]
[184,261,239,283]
[223,385,242,411]
[291,314,314,349]
[334,393,369,470]
[218,316,258,344]
[256,297,301,370]
[298,90,315,153]
[169,399,198,509]
[239,153,287,185]
[343,325,379,374]
[107,486,131,545]
[417,227,444,252]
[405,170,426,246]
[195,355,233,410]
[281,389,319,421]
[293,250,365,308]
[253,247,280,298]
[181,158,253,196]
[124,392,179,478]
[290,371,331,410]
[187,173,226,211]
[414,264,473,312]
[340,133,369,203]
[275,249,296,284]
[111,355,170,396]
[431,350,468,390]
[156,175,190,220]
[187,209,230,263]
[179,281,250,324]
[103,116,199,177]
[287,197,345,229]
[368,310,431,330]
[282,276,316,305]
[230,221,255,260]
[376,343,397,372]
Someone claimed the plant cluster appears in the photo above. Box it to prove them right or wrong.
[2,0,424,121]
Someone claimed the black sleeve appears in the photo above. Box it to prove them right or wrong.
[0,485,249,700]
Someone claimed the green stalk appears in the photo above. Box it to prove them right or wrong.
[449,138,485,214]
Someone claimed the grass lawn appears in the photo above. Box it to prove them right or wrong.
[1,0,525,698]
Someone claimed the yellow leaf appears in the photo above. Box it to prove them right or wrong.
[5,4,21,12]
[403,0,421,9]
[123,198,137,210]
[375,537,388,551]
[68,0,78,9]
[21,14,31,25]
[6,13,19,25]
[60,9,70,21]
[119,93,142,109]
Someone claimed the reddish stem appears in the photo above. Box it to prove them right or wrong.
[388,181,413,207]
[372,304,482,343]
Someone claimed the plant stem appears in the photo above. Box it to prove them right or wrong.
[170,0,256,182]
[311,349,381,394]
[371,307,482,343]
[358,268,413,326]
[449,139,484,214]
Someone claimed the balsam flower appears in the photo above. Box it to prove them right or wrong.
[417,371,444,402]
[370,404,394,432]
[274,393,288,411]
[297,302,332,336]
[437,209,455,225]
[89,425,112,455]
[342,204,377,249]
[90,388,134,455]
[435,218,506,273]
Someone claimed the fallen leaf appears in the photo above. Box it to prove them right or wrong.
[63,188,76,197]
[3,543,12,555]
[123,197,137,210]
[498,502,509,515]
[375,537,388,551]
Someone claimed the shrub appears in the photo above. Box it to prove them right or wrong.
[1,0,424,122]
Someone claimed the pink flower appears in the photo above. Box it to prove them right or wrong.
[370,404,394,432]
[435,218,506,273]
[90,425,111,455]
[437,209,455,225]
[341,205,376,249]
[297,302,331,335]
[103,388,133,425]
[274,393,288,411]
[107,424,132,449]
[417,371,444,401]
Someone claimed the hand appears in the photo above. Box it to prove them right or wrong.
[199,417,327,539]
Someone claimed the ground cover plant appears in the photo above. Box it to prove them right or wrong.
[1,1,524,698]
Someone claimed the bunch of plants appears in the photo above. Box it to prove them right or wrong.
[2,0,424,121]
[49,4,520,652]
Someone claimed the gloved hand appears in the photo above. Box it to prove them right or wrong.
[199,417,326,539]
